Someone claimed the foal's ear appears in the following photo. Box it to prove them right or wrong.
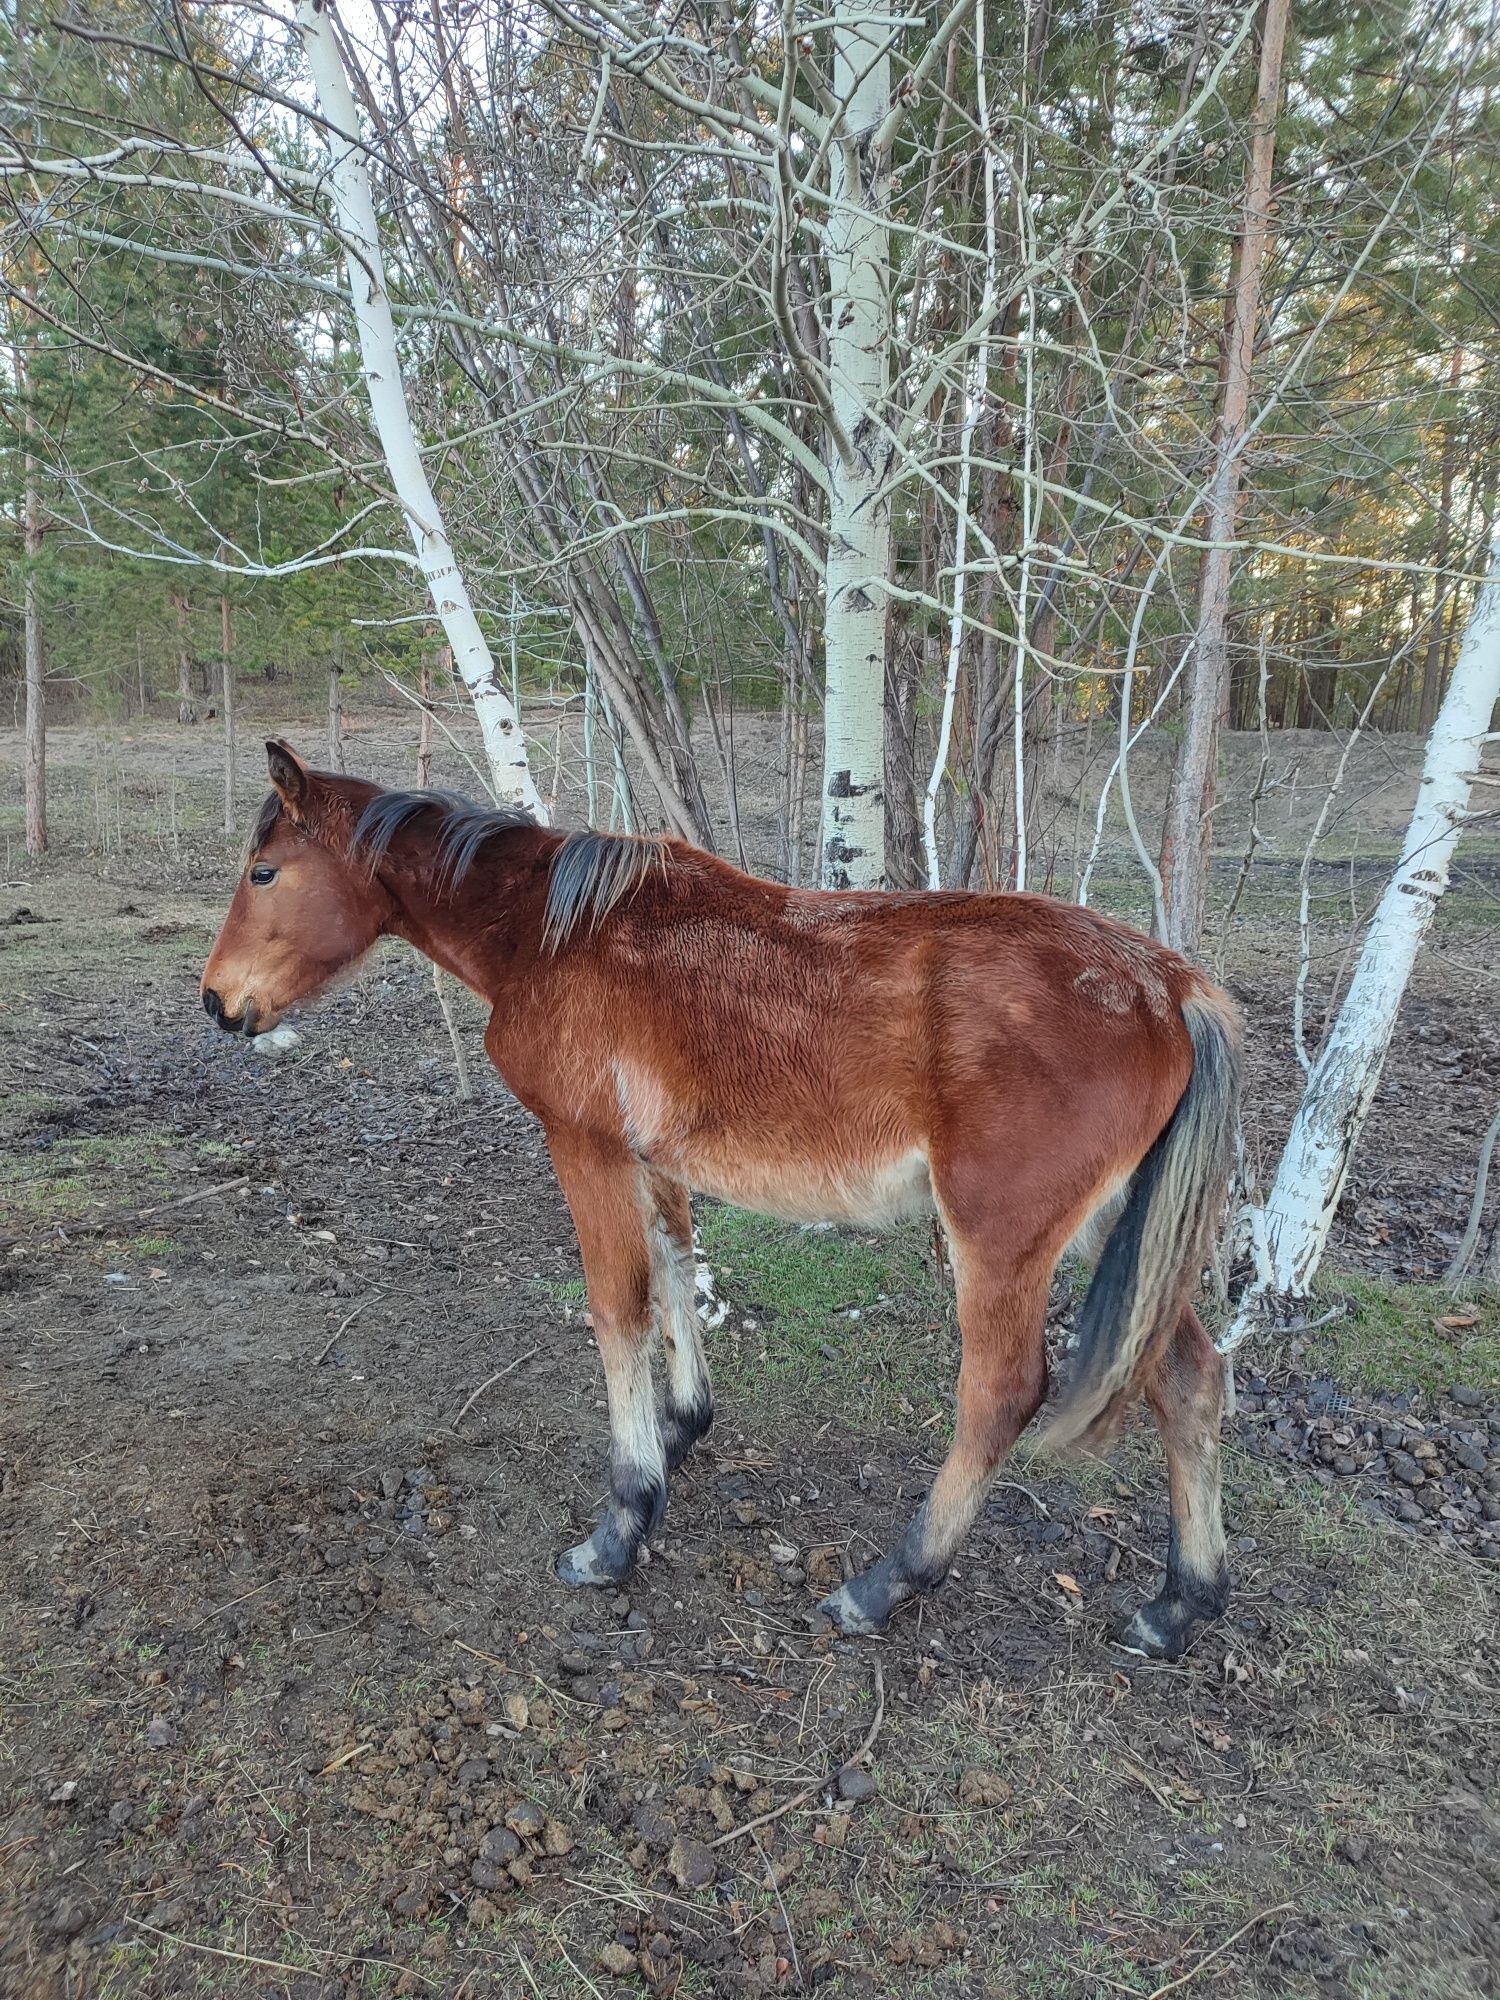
[266,739,310,815]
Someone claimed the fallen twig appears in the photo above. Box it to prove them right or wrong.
[451,1345,539,1428]
[712,1659,885,1849]
[316,1741,375,1776]
[1146,1902,1295,2000]
[314,1294,380,1367]
[123,1915,437,1988]
[0,1175,251,1251]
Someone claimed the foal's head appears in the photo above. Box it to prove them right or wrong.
[201,741,391,1037]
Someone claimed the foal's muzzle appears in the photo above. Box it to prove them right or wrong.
[203,987,256,1036]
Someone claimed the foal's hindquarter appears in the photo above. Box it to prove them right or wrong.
[514,886,1232,1660]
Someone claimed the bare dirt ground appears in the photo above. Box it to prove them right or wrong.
[1,700,1497,2000]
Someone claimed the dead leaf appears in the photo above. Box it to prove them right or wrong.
[1053,1573,1083,1597]
[1439,1311,1479,1330]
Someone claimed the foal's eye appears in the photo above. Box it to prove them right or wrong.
[249,865,279,887]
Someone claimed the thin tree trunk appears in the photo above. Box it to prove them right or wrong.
[136,634,149,717]
[220,580,236,836]
[1251,527,1500,1300]
[1419,345,1464,734]
[328,659,344,773]
[820,0,893,888]
[295,0,541,815]
[174,594,197,724]
[21,364,46,856]
[417,657,434,787]
[1158,0,1291,955]
[23,381,46,857]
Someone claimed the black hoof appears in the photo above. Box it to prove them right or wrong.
[1117,1565,1230,1660]
[556,1535,630,1588]
[1115,1599,1192,1660]
[816,1555,909,1636]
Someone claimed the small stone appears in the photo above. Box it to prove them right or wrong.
[470,1859,505,1892]
[503,1693,530,1730]
[1388,1452,1425,1488]
[479,1826,521,1864]
[455,1758,489,1787]
[1452,1442,1488,1476]
[598,1944,637,1977]
[667,1836,716,1890]
[836,1765,877,1803]
[557,1652,591,1676]
[507,1800,546,1839]
[1451,1387,1484,1408]
[1395,1499,1424,1524]
[145,1718,176,1750]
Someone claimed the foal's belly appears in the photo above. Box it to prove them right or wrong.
[679,1145,935,1229]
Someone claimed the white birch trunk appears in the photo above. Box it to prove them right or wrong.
[820,0,892,889]
[1256,527,1500,1298]
[295,0,542,816]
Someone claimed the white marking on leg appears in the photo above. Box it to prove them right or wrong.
[657,1214,711,1419]
[602,1329,665,1494]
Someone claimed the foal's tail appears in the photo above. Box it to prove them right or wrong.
[1048,985,1241,1455]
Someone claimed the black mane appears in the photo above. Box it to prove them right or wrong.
[350,787,667,952]
[250,792,283,852]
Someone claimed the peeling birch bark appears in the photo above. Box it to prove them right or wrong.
[296,0,542,815]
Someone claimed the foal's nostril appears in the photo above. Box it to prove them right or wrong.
[203,987,245,1033]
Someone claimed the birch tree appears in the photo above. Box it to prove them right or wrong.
[1235,527,1500,1311]
[819,0,895,888]
[294,0,542,815]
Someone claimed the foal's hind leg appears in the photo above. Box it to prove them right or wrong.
[547,1130,666,1587]
[820,1250,1051,1634]
[1119,1306,1230,1660]
[649,1173,713,1471]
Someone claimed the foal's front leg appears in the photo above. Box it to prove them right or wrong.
[548,1129,666,1587]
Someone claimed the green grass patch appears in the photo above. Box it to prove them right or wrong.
[535,1274,586,1303]
[0,1130,172,1228]
[1301,1273,1500,1397]
[131,1233,179,1257]
[698,1203,953,1421]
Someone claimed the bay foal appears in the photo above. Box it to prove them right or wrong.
[203,743,1240,1658]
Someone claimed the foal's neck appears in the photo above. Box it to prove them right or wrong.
[381,823,554,998]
